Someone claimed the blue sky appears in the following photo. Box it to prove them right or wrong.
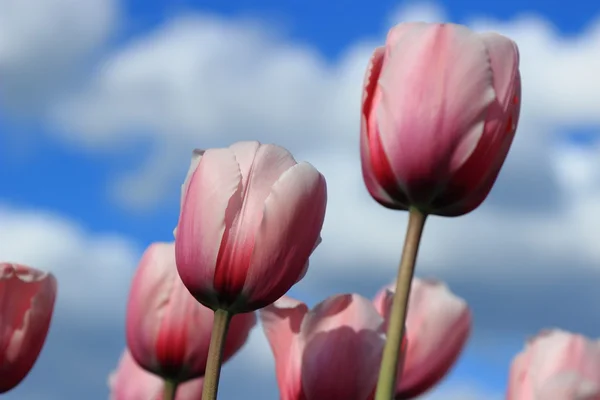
[1,0,600,399]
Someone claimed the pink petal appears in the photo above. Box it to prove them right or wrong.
[360,46,407,209]
[300,294,385,400]
[0,264,57,393]
[295,236,322,284]
[175,147,243,307]
[535,372,600,400]
[398,279,471,397]
[507,330,600,400]
[213,143,297,304]
[260,296,309,400]
[108,349,204,400]
[174,149,204,238]
[432,35,520,216]
[239,162,326,311]
[377,23,495,205]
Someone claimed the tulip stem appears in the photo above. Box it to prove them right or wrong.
[375,207,427,400]
[163,379,178,400]
[202,308,232,400]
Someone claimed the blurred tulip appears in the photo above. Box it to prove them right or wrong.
[373,278,471,398]
[175,141,327,313]
[0,263,57,393]
[109,349,203,400]
[261,294,386,400]
[361,22,521,216]
[126,242,256,382]
[507,330,600,400]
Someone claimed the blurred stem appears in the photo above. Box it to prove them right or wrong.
[202,308,232,400]
[375,207,427,400]
[163,379,178,400]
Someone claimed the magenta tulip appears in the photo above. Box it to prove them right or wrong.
[109,349,204,400]
[0,263,57,393]
[260,294,385,400]
[126,242,256,382]
[361,22,521,216]
[507,330,600,400]
[175,141,327,313]
[373,278,471,398]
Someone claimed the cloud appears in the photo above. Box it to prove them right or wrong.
[0,204,141,324]
[29,0,600,343]
[3,1,600,397]
[0,0,117,117]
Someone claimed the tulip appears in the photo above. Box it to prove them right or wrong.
[360,22,521,217]
[126,242,256,383]
[507,330,600,400]
[260,294,386,400]
[175,141,327,313]
[373,278,471,398]
[109,349,204,400]
[0,263,57,393]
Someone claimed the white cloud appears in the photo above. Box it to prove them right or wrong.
[0,204,141,324]
[0,0,117,116]
[33,1,600,334]
[3,2,600,397]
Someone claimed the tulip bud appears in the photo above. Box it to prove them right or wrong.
[126,242,256,382]
[373,278,471,398]
[0,263,57,393]
[108,349,204,400]
[507,330,600,400]
[361,22,521,216]
[260,294,386,400]
[175,141,327,313]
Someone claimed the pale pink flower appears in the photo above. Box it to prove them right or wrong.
[175,141,326,312]
[126,242,256,382]
[361,22,521,216]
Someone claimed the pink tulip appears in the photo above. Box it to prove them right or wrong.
[507,330,600,400]
[109,349,203,400]
[360,22,521,216]
[0,263,57,393]
[126,242,256,382]
[260,294,386,400]
[373,278,471,398]
[175,141,327,313]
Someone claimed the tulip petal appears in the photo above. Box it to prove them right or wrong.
[434,70,521,216]
[300,294,385,400]
[175,148,243,306]
[361,46,407,209]
[377,23,495,205]
[0,264,56,393]
[174,149,205,238]
[212,143,297,302]
[295,236,322,283]
[536,372,600,400]
[238,162,326,311]
[480,33,519,111]
[260,297,309,400]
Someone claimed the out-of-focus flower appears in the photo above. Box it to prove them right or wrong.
[373,278,471,398]
[507,330,600,400]
[175,141,327,313]
[0,263,57,393]
[360,22,521,216]
[260,294,385,400]
[108,349,203,400]
[126,242,256,382]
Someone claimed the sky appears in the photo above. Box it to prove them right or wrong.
[1,0,600,399]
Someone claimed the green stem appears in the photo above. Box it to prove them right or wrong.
[163,379,178,400]
[202,308,232,400]
[375,207,427,400]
